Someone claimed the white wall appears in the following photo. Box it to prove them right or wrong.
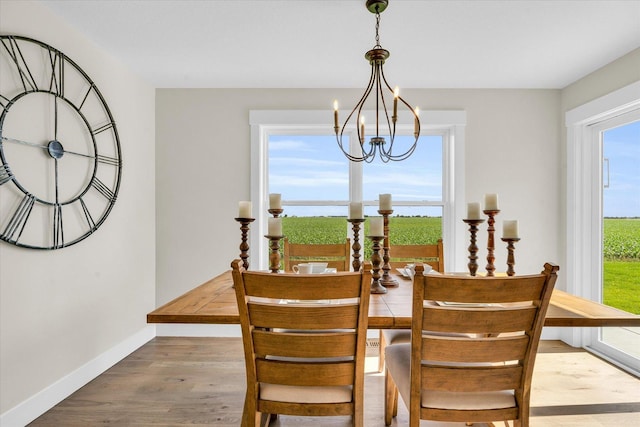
[0,1,156,424]
[155,88,562,309]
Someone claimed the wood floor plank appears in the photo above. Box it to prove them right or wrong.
[28,338,639,426]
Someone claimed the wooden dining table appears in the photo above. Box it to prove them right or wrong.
[147,270,640,328]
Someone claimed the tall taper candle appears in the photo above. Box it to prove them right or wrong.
[238,201,252,218]
[268,217,282,236]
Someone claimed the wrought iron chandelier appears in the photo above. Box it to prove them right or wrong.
[333,0,420,163]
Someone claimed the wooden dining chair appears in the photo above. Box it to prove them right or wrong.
[231,259,372,427]
[378,238,445,371]
[384,263,559,427]
[283,237,351,272]
[388,238,444,272]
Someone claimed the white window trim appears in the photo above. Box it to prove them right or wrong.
[250,110,467,271]
[565,80,640,347]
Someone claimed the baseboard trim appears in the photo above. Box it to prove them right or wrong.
[1,325,155,427]
[155,323,241,337]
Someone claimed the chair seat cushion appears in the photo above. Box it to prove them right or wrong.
[260,384,353,403]
[382,329,411,345]
[385,344,515,410]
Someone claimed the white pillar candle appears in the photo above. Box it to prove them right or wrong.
[503,220,519,239]
[269,193,282,210]
[370,217,384,236]
[484,193,499,211]
[379,193,392,211]
[238,201,252,218]
[466,202,482,220]
[268,217,282,236]
[349,202,363,220]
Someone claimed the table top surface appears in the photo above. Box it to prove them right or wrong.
[147,270,640,328]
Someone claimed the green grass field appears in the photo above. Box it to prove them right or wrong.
[282,216,639,314]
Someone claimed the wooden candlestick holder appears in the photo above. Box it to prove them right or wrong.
[264,235,283,273]
[483,209,500,277]
[378,209,398,287]
[268,208,284,218]
[463,218,485,276]
[347,218,365,271]
[501,237,520,276]
[234,217,255,270]
[367,235,387,294]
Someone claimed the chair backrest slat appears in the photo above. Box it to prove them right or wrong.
[256,359,356,387]
[422,335,530,363]
[248,303,360,329]
[422,306,538,334]
[389,239,444,272]
[283,238,352,272]
[421,365,523,392]
[253,330,357,358]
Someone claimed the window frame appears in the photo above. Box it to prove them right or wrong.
[565,80,640,352]
[250,110,466,271]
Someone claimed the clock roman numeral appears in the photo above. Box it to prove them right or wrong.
[91,122,115,136]
[96,154,120,166]
[49,50,64,97]
[0,37,39,92]
[1,193,35,243]
[91,177,116,202]
[0,163,12,186]
[53,203,64,248]
[79,197,96,231]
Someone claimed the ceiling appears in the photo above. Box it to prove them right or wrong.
[41,0,640,89]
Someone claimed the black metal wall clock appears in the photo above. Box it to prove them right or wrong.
[0,35,122,249]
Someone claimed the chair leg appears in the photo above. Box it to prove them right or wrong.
[384,368,398,426]
[378,330,386,372]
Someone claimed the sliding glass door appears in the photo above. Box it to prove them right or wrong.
[590,113,640,375]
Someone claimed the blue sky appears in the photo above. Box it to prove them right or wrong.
[269,121,639,218]
[603,120,640,218]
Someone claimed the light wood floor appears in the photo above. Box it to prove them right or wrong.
[29,338,639,426]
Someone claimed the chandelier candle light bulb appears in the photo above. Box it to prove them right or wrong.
[238,201,252,218]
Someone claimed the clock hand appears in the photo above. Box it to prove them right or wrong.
[1,136,48,150]
[1,136,95,159]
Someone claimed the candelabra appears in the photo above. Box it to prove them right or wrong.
[234,217,255,270]
[367,235,387,294]
[347,218,365,271]
[462,218,485,276]
[501,237,520,276]
[483,209,500,276]
[378,209,398,287]
[265,235,283,273]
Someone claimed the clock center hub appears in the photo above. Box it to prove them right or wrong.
[47,140,64,159]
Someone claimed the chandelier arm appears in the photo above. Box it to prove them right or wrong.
[336,61,378,162]
[375,68,396,157]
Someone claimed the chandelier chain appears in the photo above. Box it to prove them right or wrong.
[375,11,381,48]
